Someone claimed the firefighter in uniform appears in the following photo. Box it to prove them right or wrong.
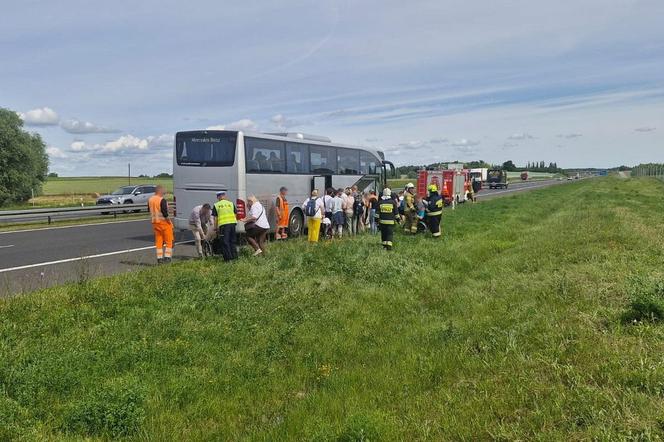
[402,183,417,234]
[148,185,174,264]
[212,191,238,261]
[425,184,443,238]
[376,187,398,250]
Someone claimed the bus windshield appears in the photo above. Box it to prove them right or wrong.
[176,132,236,167]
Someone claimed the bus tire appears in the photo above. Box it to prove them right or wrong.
[288,209,304,237]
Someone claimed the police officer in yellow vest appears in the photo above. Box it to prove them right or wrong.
[212,191,238,261]
[376,187,398,250]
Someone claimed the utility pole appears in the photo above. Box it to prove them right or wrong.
[128,163,131,185]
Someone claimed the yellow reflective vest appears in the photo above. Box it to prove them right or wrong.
[214,199,236,226]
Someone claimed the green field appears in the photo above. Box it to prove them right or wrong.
[43,177,173,196]
[0,177,175,209]
[3,177,664,439]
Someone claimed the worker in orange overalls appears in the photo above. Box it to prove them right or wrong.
[148,185,174,264]
[275,186,289,240]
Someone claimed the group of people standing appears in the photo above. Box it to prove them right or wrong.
[302,182,444,250]
[148,182,445,264]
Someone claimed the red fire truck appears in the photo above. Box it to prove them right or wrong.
[417,168,471,205]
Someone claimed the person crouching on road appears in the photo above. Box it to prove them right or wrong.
[425,184,444,238]
[377,187,398,250]
[242,195,270,257]
[148,185,174,264]
[189,203,213,258]
[275,186,289,240]
[212,191,238,261]
[302,189,325,242]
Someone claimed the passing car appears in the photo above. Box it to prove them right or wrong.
[96,184,157,213]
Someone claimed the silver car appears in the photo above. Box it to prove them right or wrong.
[96,184,157,213]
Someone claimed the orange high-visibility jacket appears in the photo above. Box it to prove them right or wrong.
[149,195,169,223]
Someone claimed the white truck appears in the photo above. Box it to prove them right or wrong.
[470,167,488,182]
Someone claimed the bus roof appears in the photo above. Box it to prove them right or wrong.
[176,129,385,161]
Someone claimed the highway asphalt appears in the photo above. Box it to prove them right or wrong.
[0,179,566,296]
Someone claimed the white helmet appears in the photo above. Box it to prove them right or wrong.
[406,182,415,189]
[383,188,392,197]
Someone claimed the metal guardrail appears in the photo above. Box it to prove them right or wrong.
[0,203,149,225]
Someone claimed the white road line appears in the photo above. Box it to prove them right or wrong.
[0,245,14,249]
[0,240,193,273]
[0,218,149,235]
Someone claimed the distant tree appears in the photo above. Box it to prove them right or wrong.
[155,172,173,178]
[47,172,58,178]
[0,108,49,206]
[502,160,516,171]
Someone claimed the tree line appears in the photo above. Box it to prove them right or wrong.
[0,107,49,206]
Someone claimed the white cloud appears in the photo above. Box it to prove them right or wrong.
[146,134,174,149]
[270,114,301,129]
[206,118,258,132]
[60,118,120,134]
[429,137,448,144]
[635,127,656,132]
[68,133,174,153]
[17,107,59,126]
[450,138,480,147]
[70,140,87,151]
[557,133,583,139]
[398,140,426,149]
[102,134,148,152]
[508,133,534,140]
[46,146,67,159]
[364,137,380,143]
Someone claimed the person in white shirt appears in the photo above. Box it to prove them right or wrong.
[302,189,325,242]
[331,189,345,238]
[188,204,213,257]
[241,195,270,256]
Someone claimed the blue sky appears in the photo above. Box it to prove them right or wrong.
[2,0,663,175]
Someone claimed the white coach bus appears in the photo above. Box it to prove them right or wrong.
[172,130,394,236]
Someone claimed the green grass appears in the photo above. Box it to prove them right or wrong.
[43,177,173,196]
[3,177,664,440]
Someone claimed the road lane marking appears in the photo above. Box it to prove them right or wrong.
[0,245,14,249]
[0,218,149,235]
[0,240,193,273]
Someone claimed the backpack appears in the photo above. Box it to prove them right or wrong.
[304,198,319,217]
[353,197,364,215]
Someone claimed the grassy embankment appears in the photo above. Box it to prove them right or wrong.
[2,177,664,440]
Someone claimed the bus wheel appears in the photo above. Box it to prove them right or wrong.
[288,210,304,237]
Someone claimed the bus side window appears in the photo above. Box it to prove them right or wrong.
[360,151,379,175]
[246,138,285,173]
[287,142,309,174]
[310,145,337,174]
